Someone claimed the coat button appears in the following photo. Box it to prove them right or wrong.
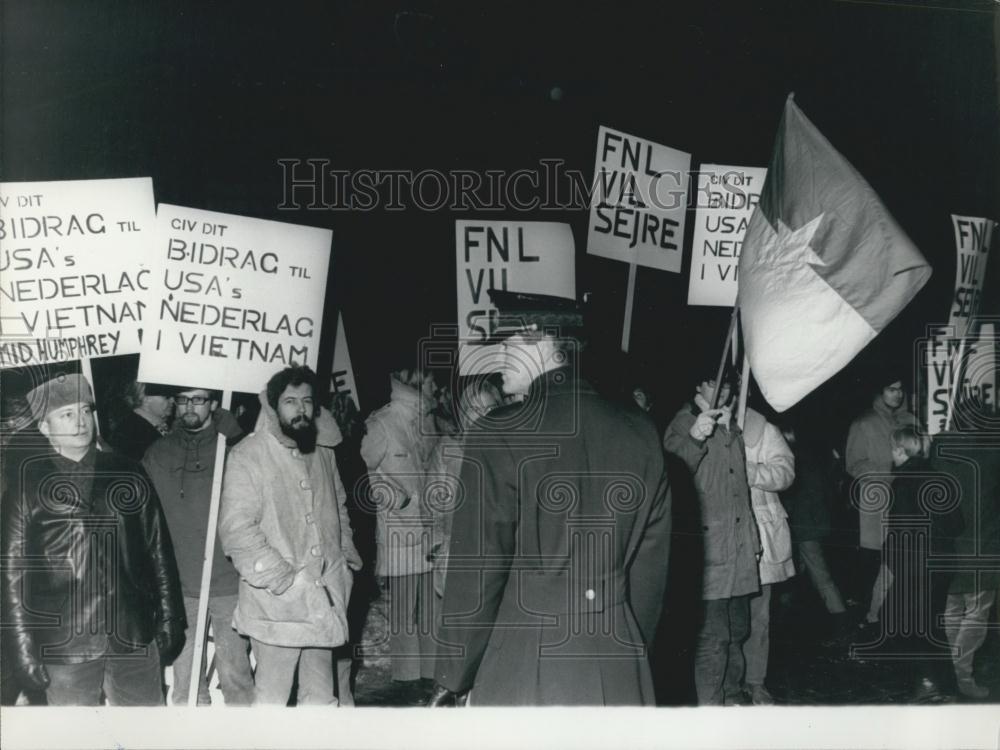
[314,579,323,587]
[736,517,741,522]
[254,560,264,572]
[305,513,314,524]
[310,546,321,557]
[584,589,596,601]
[300,479,311,490]
[291,449,300,458]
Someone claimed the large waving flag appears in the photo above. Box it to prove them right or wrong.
[737,97,932,412]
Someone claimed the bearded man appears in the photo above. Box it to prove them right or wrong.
[219,366,362,706]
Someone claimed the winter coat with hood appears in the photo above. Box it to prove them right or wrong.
[742,408,795,585]
[846,396,917,550]
[218,394,361,648]
[142,408,244,598]
[664,399,760,600]
[360,379,439,578]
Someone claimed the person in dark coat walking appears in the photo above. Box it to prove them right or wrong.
[882,427,962,702]
[932,405,1000,700]
[429,291,672,706]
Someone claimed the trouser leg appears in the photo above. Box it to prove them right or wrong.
[208,594,254,706]
[867,563,894,623]
[45,659,104,706]
[171,595,211,706]
[723,594,751,701]
[104,643,164,706]
[743,585,771,687]
[694,598,729,706]
[799,541,846,614]
[250,639,300,706]
[388,574,420,681]
[296,648,336,706]
[946,590,995,684]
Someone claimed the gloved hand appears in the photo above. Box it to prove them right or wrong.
[426,682,465,707]
[268,565,297,596]
[155,619,186,665]
[15,638,50,692]
[689,409,725,441]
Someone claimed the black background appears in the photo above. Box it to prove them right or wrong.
[3,0,998,439]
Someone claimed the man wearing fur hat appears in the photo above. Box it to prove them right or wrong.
[219,365,362,705]
[1,372,186,705]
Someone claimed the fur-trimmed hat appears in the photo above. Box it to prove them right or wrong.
[26,373,94,422]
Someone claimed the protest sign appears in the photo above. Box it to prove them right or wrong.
[138,204,331,393]
[925,323,999,435]
[0,177,156,367]
[687,165,766,306]
[586,126,690,273]
[948,214,994,339]
[331,312,359,408]
[456,220,575,375]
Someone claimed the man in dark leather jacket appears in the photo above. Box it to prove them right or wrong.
[1,373,186,705]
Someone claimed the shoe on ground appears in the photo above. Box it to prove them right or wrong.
[957,679,989,699]
[723,690,752,706]
[911,677,950,704]
[748,684,775,705]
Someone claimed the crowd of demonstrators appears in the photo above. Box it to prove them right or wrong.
[2,307,998,709]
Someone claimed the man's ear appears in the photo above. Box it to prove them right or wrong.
[37,418,51,438]
[209,400,219,414]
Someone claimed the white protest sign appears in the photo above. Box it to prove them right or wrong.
[926,325,959,436]
[924,324,998,436]
[138,205,331,392]
[586,126,690,273]
[0,178,156,367]
[687,165,767,306]
[456,220,575,375]
[948,214,994,340]
[331,312,359,408]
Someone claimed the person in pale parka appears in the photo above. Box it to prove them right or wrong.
[219,366,362,706]
[740,406,795,705]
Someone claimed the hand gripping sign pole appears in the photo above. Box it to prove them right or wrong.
[187,390,232,706]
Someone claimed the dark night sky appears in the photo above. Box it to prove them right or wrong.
[2,0,998,437]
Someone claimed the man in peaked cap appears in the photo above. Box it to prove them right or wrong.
[1,372,186,705]
[429,289,672,706]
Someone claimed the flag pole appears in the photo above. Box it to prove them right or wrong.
[187,389,232,706]
[711,306,740,408]
[620,262,638,353]
[737,353,751,430]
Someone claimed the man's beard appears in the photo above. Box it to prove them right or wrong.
[180,412,209,432]
[280,415,318,454]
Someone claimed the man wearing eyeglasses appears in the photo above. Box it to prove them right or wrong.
[142,387,253,705]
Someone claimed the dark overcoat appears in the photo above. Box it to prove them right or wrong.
[435,367,671,705]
